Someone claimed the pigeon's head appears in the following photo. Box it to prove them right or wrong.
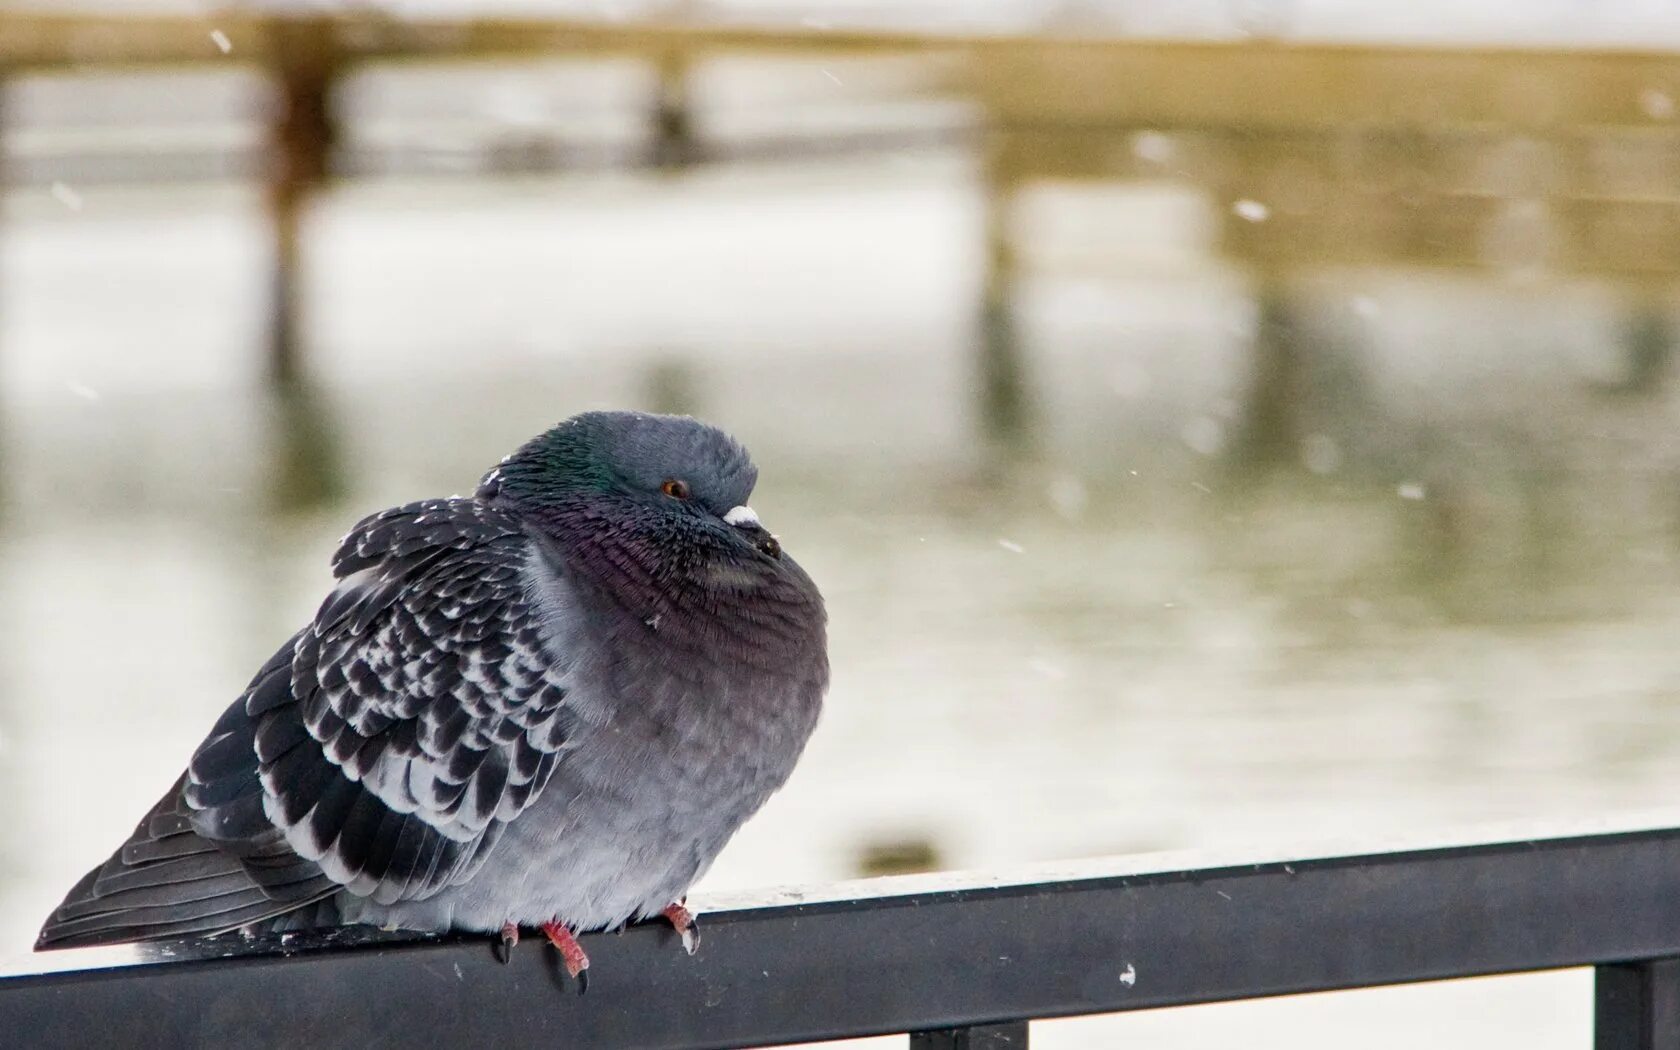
[480,411,781,559]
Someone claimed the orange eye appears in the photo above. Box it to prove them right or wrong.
[661,479,691,500]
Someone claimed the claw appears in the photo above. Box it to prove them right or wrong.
[660,902,700,955]
[495,922,519,965]
[540,919,590,991]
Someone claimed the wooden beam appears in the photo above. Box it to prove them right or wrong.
[0,11,950,70]
[972,41,1680,131]
[6,9,1680,137]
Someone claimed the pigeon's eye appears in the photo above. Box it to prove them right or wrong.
[661,479,691,500]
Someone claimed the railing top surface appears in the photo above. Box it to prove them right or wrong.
[6,811,1680,1049]
[4,807,1676,979]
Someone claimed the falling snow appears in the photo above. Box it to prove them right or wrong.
[1232,198,1270,222]
[50,182,83,211]
[1641,88,1675,120]
[66,380,100,402]
[1120,963,1137,986]
[1048,474,1088,520]
[1181,416,1224,456]
[210,29,232,54]
[1397,482,1427,501]
[997,539,1024,553]
[1131,131,1174,164]
[1028,658,1068,681]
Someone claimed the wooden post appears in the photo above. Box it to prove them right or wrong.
[265,18,342,510]
[978,133,1031,455]
[268,17,335,390]
[1232,276,1304,471]
[1614,289,1674,396]
[652,49,696,171]
[0,64,8,516]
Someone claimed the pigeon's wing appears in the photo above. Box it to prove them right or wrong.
[37,499,576,948]
[219,498,577,906]
[37,639,341,949]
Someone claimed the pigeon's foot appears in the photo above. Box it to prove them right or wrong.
[660,901,700,955]
[495,922,519,965]
[540,920,590,991]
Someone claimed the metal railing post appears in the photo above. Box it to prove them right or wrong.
[1595,959,1680,1050]
[911,1021,1029,1049]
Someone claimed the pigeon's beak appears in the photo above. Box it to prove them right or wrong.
[724,505,781,559]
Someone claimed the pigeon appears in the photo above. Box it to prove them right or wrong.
[36,411,829,982]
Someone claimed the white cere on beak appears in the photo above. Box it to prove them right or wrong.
[724,505,760,528]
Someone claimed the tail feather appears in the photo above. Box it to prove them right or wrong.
[74,849,237,899]
[53,870,260,922]
[40,894,315,949]
[35,776,335,951]
[120,807,215,866]
[38,634,345,951]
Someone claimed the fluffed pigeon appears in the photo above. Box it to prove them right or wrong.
[36,411,828,981]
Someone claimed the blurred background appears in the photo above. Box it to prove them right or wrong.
[7,0,1680,1045]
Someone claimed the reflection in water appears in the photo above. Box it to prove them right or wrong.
[266,383,346,513]
[1,168,1678,1047]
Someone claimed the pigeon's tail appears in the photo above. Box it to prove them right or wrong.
[34,776,336,951]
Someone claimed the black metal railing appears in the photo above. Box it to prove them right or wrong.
[5,821,1680,1049]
